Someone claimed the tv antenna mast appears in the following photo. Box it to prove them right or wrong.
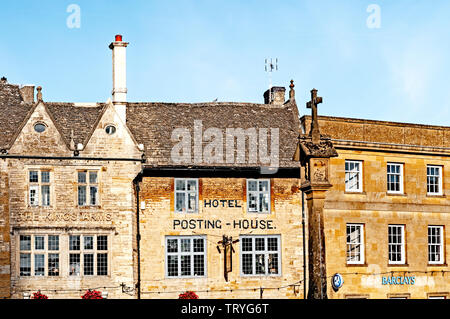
[265,58,278,102]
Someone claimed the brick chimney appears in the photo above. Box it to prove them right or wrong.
[264,86,286,105]
[109,34,129,123]
[19,85,35,103]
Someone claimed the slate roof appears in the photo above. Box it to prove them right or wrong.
[0,80,301,167]
[46,102,106,149]
[126,102,301,168]
[0,83,34,149]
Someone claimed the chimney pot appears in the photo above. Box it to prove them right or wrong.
[115,34,122,42]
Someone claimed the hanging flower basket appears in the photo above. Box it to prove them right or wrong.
[178,291,199,299]
[32,291,48,299]
[81,289,103,299]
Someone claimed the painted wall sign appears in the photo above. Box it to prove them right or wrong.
[204,200,242,208]
[382,276,415,285]
[172,219,275,230]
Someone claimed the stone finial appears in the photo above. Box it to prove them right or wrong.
[0,77,7,84]
[306,88,322,144]
[36,86,43,102]
[289,80,295,101]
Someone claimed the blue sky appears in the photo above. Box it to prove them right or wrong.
[1,0,449,126]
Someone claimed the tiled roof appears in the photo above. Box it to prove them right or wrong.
[46,102,106,149]
[127,102,301,168]
[0,80,301,167]
[0,83,33,149]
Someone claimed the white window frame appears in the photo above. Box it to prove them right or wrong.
[69,234,109,277]
[77,170,99,206]
[240,235,281,277]
[174,178,199,213]
[28,170,51,207]
[388,225,406,265]
[428,226,444,265]
[19,234,60,277]
[427,165,443,196]
[345,160,363,192]
[246,179,271,214]
[165,235,206,278]
[346,224,365,265]
[387,163,404,194]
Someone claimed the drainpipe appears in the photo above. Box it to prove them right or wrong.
[302,190,306,299]
[133,176,142,299]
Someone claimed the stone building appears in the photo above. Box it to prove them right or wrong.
[301,115,450,299]
[0,34,448,299]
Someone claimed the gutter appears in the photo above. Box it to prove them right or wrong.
[0,154,144,162]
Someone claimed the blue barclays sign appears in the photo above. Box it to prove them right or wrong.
[382,276,415,285]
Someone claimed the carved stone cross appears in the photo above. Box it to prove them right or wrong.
[306,88,322,144]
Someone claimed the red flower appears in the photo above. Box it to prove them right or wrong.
[32,291,48,299]
[178,291,199,299]
[81,290,103,299]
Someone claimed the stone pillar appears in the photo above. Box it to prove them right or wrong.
[294,88,338,299]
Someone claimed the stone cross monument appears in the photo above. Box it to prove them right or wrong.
[294,88,338,299]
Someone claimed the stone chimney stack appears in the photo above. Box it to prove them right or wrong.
[263,86,286,105]
[109,34,129,123]
[19,85,35,103]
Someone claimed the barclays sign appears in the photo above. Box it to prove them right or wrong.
[382,276,416,285]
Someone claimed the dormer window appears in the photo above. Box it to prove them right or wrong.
[105,125,116,135]
[34,123,46,133]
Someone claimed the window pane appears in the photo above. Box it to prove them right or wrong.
[180,255,191,276]
[255,254,266,274]
[41,185,50,206]
[78,171,86,183]
[248,180,257,191]
[242,238,252,252]
[187,180,197,191]
[268,238,278,251]
[48,235,59,251]
[242,254,253,275]
[20,235,31,250]
[89,172,97,184]
[34,254,45,276]
[268,254,279,274]
[175,179,185,191]
[84,236,94,250]
[29,186,38,206]
[193,255,204,276]
[167,239,178,253]
[175,192,185,212]
[167,255,178,277]
[97,236,108,251]
[84,254,94,276]
[90,186,98,205]
[20,253,31,276]
[29,171,38,183]
[193,239,204,252]
[180,239,191,252]
[69,254,80,276]
[41,171,50,183]
[48,253,59,276]
[35,236,44,250]
[97,253,108,275]
[255,238,265,251]
[69,235,80,251]
[78,186,86,206]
